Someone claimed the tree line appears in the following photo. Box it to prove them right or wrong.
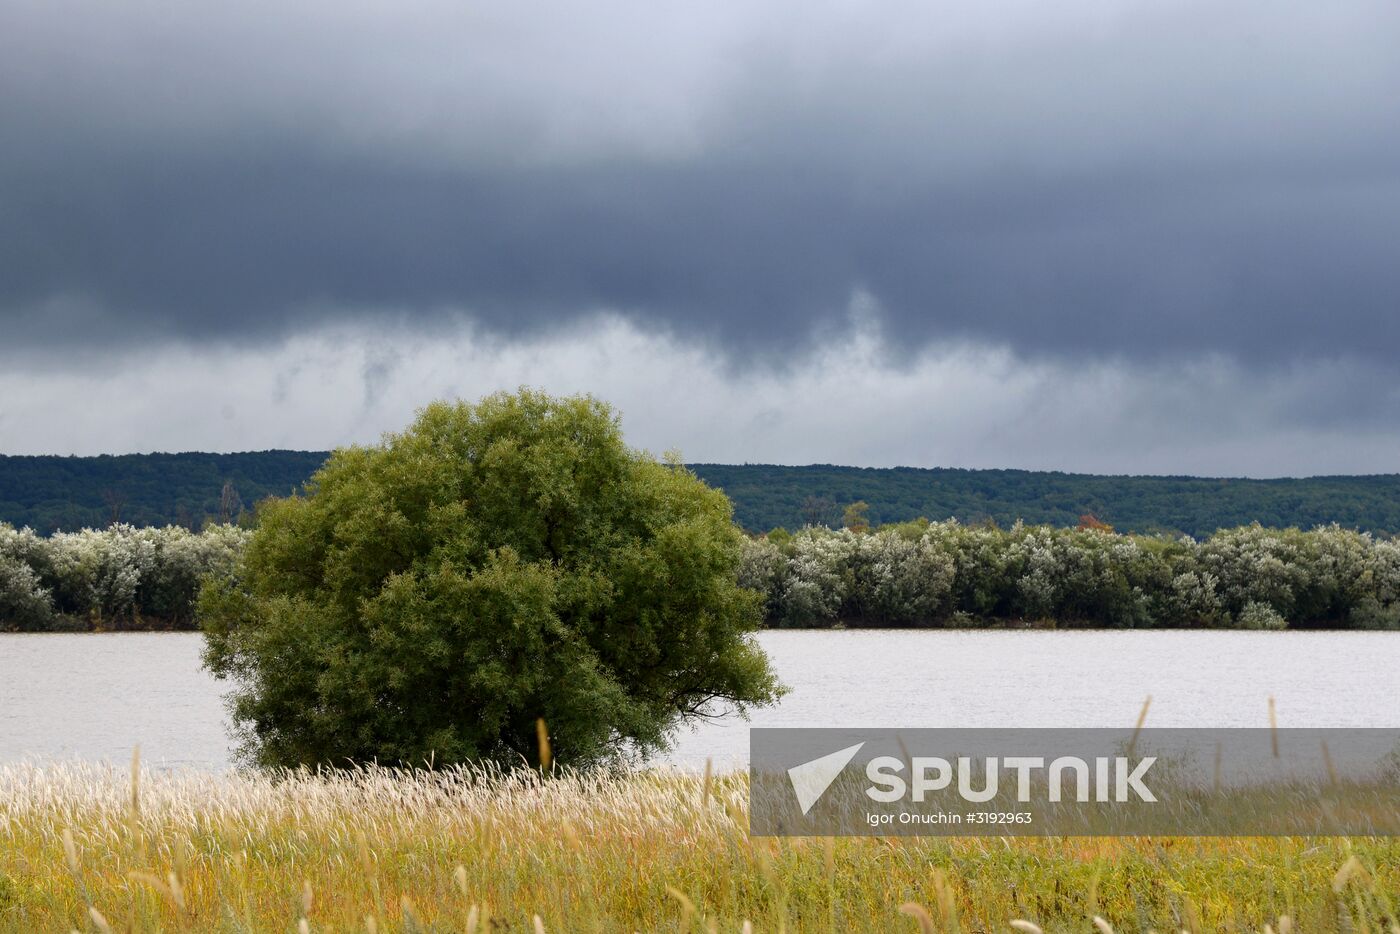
[0,451,325,532]
[0,523,248,631]
[6,516,1400,632]
[7,453,1400,539]
[696,464,1400,538]
[740,519,1400,630]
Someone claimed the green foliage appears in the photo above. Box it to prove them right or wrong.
[9,511,1400,635]
[0,450,326,532]
[0,555,53,630]
[692,464,1400,537]
[0,522,246,631]
[9,455,1400,539]
[740,521,1400,630]
[1236,600,1288,630]
[199,391,782,770]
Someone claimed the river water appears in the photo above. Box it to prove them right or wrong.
[2,630,1395,770]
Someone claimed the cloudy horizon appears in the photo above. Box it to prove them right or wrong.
[3,0,1399,475]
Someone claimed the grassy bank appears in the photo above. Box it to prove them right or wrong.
[1,762,1397,932]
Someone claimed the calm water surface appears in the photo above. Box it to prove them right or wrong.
[2,630,1396,770]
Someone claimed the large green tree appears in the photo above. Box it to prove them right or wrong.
[200,391,782,769]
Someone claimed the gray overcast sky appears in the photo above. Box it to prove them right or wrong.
[2,0,1399,473]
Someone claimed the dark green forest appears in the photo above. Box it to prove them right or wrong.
[691,464,1400,537]
[2,451,1400,537]
[0,452,326,532]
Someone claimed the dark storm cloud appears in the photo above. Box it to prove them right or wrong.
[2,0,1399,363]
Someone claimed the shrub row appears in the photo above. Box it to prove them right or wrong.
[6,518,1399,632]
[738,521,1400,629]
[0,523,249,631]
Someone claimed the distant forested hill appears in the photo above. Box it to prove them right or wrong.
[0,452,328,532]
[2,452,1400,538]
[690,465,1400,537]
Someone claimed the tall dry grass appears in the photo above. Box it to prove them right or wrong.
[2,757,1398,932]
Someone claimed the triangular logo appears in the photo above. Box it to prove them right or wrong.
[787,742,864,815]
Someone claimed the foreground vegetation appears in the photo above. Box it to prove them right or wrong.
[1,761,1397,933]
[199,392,779,770]
[7,451,1400,539]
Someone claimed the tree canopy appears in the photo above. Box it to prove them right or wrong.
[200,391,782,769]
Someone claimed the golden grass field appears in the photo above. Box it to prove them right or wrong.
[1,756,1398,933]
